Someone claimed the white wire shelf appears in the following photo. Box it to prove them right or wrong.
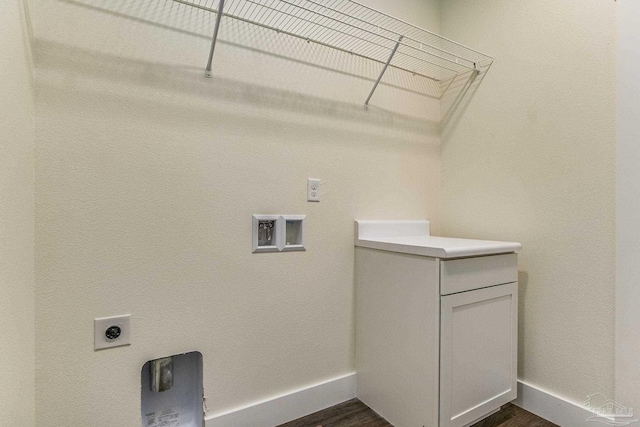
[173,0,493,105]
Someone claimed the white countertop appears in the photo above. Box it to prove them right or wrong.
[355,220,521,259]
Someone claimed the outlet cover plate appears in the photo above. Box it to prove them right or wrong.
[307,178,320,202]
[94,314,131,350]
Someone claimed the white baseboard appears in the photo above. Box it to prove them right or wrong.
[205,376,592,427]
[513,380,594,427]
[205,373,357,427]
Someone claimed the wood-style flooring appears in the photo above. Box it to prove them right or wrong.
[277,399,558,427]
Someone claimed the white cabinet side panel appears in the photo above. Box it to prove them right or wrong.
[355,248,439,427]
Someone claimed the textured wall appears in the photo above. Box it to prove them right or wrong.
[440,0,616,404]
[32,0,441,425]
[0,0,35,424]
[616,0,640,412]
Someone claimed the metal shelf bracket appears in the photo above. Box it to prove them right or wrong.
[205,0,226,78]
[364,35,403,110]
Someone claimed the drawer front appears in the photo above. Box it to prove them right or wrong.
[440,253,518,295]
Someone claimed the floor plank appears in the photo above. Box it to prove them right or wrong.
[277,399,390,427]
[276,399,558,427]
[471,403,558,427]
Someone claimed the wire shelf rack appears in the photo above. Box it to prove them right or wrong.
[173,0,493,105]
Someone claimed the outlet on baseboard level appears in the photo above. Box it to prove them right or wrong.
[94,314,131,350]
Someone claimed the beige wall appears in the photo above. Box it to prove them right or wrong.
[440,0,616,404]
[32,0,440,424]
[616,0,640,412]
[0,0,36,424]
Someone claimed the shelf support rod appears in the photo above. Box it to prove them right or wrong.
[364,35,403,110]
[205,0,226,78]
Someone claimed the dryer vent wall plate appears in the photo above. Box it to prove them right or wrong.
[141,352,204,427]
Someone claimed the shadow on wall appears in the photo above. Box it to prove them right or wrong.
[439,65,489,137]
[36,38,440,141]
[517,270,529,378]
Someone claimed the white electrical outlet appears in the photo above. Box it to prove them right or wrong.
[94,314,131,350]
[307,178,321,202]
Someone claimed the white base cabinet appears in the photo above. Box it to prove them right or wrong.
[355,248,519,427]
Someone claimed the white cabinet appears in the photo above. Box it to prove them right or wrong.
[354,220,521,427]
[440,282,518,427]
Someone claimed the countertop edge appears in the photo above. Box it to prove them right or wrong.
[355,239,522,259]
[355,239,447,258]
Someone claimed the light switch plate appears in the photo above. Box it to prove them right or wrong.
[94,314,131,350]
[307,178,320,202]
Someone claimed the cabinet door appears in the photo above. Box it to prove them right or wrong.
[440,282,518,427]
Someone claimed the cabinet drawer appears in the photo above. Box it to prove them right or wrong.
[440,253,517,295]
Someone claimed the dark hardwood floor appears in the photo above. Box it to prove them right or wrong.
[278,399,389,427]
[277,399,558,427]
[470,403,558,427]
